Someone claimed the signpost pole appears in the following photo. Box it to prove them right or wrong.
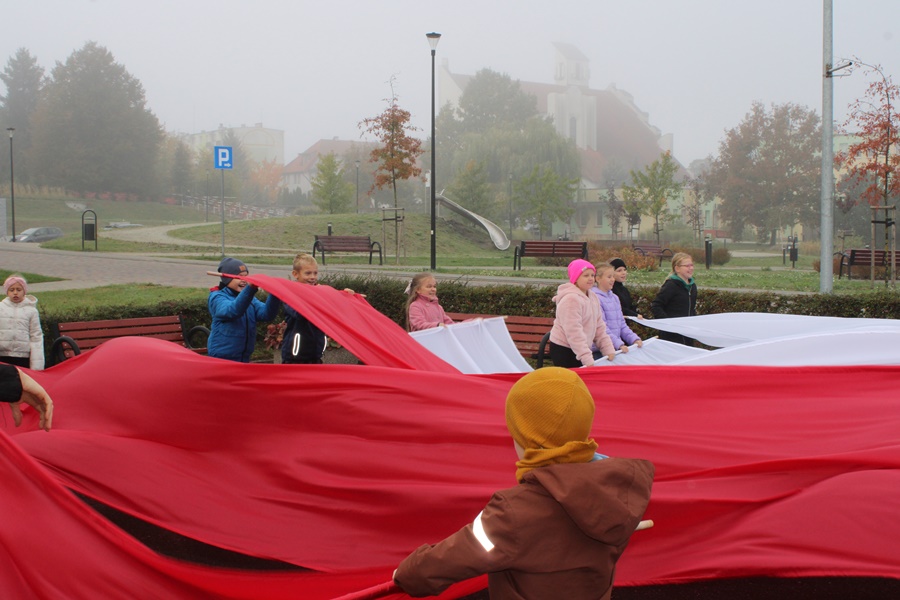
[213,146,234,258]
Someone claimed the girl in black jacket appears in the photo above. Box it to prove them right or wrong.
[650,252,697,346]
[609,258,641,318]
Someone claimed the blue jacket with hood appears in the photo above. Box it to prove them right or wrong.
[208,283,281,362]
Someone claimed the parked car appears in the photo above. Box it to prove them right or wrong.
[14,227,64,243]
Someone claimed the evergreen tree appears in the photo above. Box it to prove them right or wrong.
[0,48,44,184]
[447,160,493,218]
[438,69,579,227]
[310,152,353,214]
[515,165,578,239]
[28,42,162,196]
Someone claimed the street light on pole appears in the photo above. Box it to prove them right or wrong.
[6,128,15,242]
[508,172,513,238]
[355,159,360,214]
[205,169,210,222]
[426,31,441,271]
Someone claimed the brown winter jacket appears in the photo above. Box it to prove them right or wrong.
[395,457,654,600]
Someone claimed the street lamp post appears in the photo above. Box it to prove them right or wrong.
[6,128,14,242]
[355,159,360,214]
[205,169,210,222]
[508,172,513,238]
[427,32,441,271]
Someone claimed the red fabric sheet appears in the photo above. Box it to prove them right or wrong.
[2,277,899,598]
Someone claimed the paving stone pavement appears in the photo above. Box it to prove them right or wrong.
[0,241,563,292]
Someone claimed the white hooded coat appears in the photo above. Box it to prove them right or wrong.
[0,295,45,370]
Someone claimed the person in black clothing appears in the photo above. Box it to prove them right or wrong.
[609,258,642,318]
[650,252,697,346]
[0,364,53,431]
[282,254,328,364]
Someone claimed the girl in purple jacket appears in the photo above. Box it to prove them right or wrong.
[591,263,643,352]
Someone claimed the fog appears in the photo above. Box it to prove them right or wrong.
[4,0,898,167]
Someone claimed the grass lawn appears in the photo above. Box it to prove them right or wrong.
[0,269,63,285]
[9,196,900,294]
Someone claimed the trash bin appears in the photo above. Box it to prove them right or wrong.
[83,223,96,241]
[705,237,713,269]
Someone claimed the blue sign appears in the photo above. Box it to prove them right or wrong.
[214,146,233,170]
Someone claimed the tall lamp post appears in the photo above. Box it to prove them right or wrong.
[205,169,210,222]
[426,32,441,271]
[6,128,15,242]
[508,172,513,238]
[355,159,360,213]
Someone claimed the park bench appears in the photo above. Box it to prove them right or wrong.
[633,243,674,266]
[445,312,555,367]
[312,235,383,265]
[512,240,588,270]
[49,315,209,365]
[838,248,900,280]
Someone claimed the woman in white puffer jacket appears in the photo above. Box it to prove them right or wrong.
[0,275,44,370]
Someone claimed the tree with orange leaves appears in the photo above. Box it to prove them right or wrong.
[359,78,424,208]
[249,158,284,205]
[835,61,900,212]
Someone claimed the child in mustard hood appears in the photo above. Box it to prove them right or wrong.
[394,367,654,599]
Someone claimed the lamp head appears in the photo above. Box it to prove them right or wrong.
[426,32,441,51]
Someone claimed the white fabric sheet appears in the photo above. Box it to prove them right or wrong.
[590,337,707,367]
[630,312,900,347]
[411,313,900,372]
[409,317,533,374]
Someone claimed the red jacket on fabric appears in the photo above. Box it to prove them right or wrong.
[395,457,654,599]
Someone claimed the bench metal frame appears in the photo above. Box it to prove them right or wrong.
[312,235,383,265]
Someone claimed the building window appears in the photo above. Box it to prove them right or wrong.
[579,207,589,228]
[596,209,604,227]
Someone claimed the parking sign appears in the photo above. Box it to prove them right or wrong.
[214,146,233,169]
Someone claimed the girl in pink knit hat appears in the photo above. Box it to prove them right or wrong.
[0,274,44,370]
[547,259,615,368]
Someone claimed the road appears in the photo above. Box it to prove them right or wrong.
[0,236,561,293]
[1,226,798,294]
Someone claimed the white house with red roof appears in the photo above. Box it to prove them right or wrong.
[282,138,376,195]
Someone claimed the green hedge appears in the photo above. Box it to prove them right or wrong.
[39,276,900,361]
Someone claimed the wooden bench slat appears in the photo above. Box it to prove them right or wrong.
[58,316,183,330]
[59,323,184,336]
[50,314,208,365]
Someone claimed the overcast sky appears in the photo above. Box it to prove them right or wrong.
[4,1,898,168]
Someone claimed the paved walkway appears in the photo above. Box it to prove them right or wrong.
[0,226,806,294]
[0,242,564,292]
